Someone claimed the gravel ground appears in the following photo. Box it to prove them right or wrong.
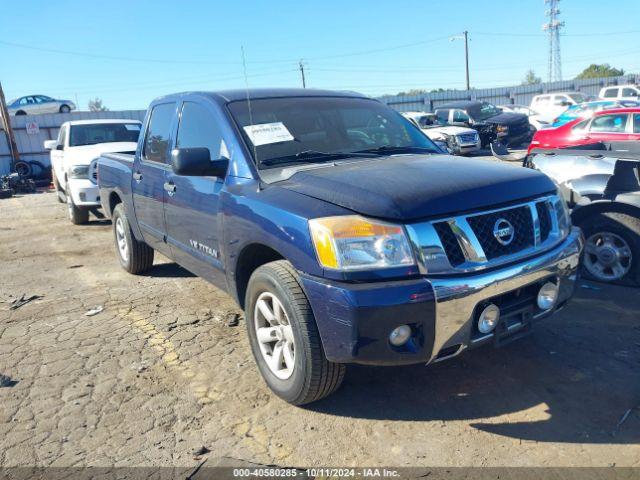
[0,191,639,469]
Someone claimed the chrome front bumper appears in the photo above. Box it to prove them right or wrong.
[427,227,583,363]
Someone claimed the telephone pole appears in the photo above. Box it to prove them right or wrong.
[451,32,470,90]
[0,81,20,171]
[299,59,306,88]
[463,31,470,91]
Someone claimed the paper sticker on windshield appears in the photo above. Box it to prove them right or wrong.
[124,124,141,131]
[243,122,294,146]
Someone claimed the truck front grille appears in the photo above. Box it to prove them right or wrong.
[467,205,534,260]
[536,201,552,242]
[433,221,465,266]
[457,133,478,144]
[409,195,568,274]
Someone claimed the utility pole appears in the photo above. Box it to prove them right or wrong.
[451,32,470,90]
[463,31,470,91]
[299,59,306,88]
[0,81,20,171]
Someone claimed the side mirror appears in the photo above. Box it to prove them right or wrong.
[56,144,64,151]
[44,140,57,150]
[171,147,228,177]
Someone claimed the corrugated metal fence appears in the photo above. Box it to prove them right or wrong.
[378,74,640,112]
[0,110,146,176]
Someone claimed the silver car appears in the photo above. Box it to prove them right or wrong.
[8,95,76,115]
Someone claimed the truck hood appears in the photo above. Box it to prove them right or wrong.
[423,126,476,138]
[65,142,138,165]
[279,154,556,221]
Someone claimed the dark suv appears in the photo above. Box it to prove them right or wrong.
[435,101,532,147]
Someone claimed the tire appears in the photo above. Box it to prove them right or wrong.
[67,193,89,225]
[112,203,154,274]
[59,105,71,113]
[577,211,640,286]
[14,161,32,177]
[51,170,65,203]
[245,260,345,405]
[15,111,26,116]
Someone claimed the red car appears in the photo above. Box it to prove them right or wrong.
[527,107,640,154]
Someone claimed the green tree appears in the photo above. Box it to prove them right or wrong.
[575,64,624,79]
[522,69,542,85]
[88,98,109,112]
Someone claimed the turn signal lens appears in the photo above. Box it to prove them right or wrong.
[309,216,415,271]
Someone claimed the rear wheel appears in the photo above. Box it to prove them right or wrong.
[577,211,640,286]
[67,193,89,225]
[59,105,71,113]
[112,203,154,274]
[245,260,345,405]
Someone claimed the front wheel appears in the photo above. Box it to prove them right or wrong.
[245,260,345,405]
[111,203,154,274]
[578,211,640,286]
[67,193,89,225]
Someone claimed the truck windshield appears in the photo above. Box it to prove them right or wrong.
[69,123,142,147]
[473,102,502,121]
[227,96,439,167]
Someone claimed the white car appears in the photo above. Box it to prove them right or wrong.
[498,104,550,131]
[8,95,76,115]
[599,84,640,101]
[44,119,142,224]
[529,92,588,123]
[401,111,481,155]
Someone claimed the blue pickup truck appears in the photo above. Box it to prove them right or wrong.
[98,89,584,405]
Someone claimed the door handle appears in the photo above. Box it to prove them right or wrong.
[133,171,143,182]
[163,182,176,196]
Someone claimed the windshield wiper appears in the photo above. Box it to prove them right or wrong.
[354,145,439,155]
[260,150,376,166]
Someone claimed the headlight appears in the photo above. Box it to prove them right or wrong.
[496,125,509,134]
[69,165,89,179]
[309,215,415,271]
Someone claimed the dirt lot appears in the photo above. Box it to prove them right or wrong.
[1,191,639,468]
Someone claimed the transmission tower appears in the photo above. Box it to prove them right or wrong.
[543,0,564,82]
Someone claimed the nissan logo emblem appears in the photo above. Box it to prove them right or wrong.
[493,218,515,246]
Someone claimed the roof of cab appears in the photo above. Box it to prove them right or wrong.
[61,119,142,126]
[154,88,369,105]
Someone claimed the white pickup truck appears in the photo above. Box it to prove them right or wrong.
[44,119,142,224]
[401,111,481,155]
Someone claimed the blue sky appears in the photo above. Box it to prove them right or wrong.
[2,0,639,110]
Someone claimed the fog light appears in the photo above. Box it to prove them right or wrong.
[389,325,412,346]
[537,282,559,310]
[478,304,500,334]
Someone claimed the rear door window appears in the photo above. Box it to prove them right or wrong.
[143,103,175,163]
[633,114,640,133]
[603,88,618,99]
[435,109,449,123]
[589,113,629,133]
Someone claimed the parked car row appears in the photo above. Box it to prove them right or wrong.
[45,88,585,405]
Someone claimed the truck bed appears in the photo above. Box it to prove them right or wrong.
[97,152,137,219]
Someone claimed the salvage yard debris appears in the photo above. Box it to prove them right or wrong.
[9,293,42,310]
[0,373,18,387]
[85,305,104,316]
